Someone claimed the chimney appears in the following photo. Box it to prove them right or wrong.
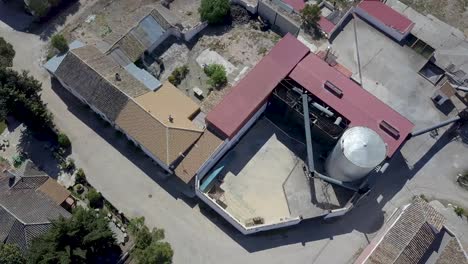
[168,115,174,123]
[115,73,121,81]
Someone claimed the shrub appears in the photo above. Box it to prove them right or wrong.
[0,37,15,68]
[454,206,465,217]
[75,168,86,185]
[57,132,71,149]
[75,184,84,194]
[168,65,189,86]
[87,188,103,208]
[199,0,230,24]
[51,34,69,53]
[204,64,227,88]
[61,157,75,172]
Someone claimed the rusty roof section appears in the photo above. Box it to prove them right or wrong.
[37,178,71,205]
[174,130,224,183]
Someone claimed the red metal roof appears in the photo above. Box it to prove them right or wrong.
[318,16,335,34]
[357,0,414,34]
[206,34,310,139]
[289,53,414,157]
[282,0,305,11]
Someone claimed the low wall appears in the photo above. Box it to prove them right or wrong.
[258,1,300,36]
[231,0,258,14]
[183,22,208,42]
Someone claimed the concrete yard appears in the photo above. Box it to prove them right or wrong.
[331,17,462,130]
[208,118,305,225]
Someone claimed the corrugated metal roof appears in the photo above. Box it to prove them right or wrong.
[289,53,414,157]
[130,14,165,49]
[43,40,85,74]
[357,0,414,34]
[205,34,310,138]
[124,63,162,91]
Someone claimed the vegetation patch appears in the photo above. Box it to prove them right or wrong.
[51,34,69,53]
[199,0,231,24]
[204,64,227,89]
[168,65,189,86]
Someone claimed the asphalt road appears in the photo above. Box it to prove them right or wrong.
[1,4,468,263]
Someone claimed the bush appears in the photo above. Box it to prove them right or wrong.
[75,184,84,194]
[454,206,465,217]
[87,188,103,208]
[168,65,189,86]
[75,168,86,185]
[57,132,71,149]
[199,0,230,24]
[0,37,15,68]
[204,64,227,88]
[51,34,69,53]
[61,157,75,172]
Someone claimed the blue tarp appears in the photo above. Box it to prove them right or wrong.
[200,165,225,192]
[44,40,85,74]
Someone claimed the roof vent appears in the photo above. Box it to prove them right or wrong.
[324,81,343,98]
[380,120,400,139]
[115,73,121,81]
[168,115,174,123]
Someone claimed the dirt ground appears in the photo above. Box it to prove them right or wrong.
[150,21,281,111]
[401,0,468,36]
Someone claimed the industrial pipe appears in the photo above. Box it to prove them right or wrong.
[302,94,315,171]
[455,86,468,93]
[314,172,359,192]
[410,116,461,137]
[311,102,334,116]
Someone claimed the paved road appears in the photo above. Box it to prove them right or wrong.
[1,5,468,263]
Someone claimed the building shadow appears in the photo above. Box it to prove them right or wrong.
[0,1,35,31]
[49,78,195,204]
[197,124,461,252]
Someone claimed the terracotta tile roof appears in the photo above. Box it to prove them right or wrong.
[37,178,71,205]
[435,237,468,264]
[174,130,224,183]
[116,99,203,166]
[360,198,449,264]
[135,82,201,130]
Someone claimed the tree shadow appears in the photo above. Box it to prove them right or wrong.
[0,1,35,31]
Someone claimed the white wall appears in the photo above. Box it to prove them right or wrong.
[354,7,407,42]
[231,0,258,14]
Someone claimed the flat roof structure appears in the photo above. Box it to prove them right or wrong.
[281,0,305,11]
[357,0,414,35]
[205,34,309,139]
[289,53,414,157]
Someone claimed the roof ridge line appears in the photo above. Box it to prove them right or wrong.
[69,49,136,102]
[167,125,204,133]
[165,126,170,164]
[106,8,156,53]
[0,204,27,225]
[391,201,434,264]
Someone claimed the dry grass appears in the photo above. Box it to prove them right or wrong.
[402,0,468,35]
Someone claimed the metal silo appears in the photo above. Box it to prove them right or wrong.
[325,126,387,182]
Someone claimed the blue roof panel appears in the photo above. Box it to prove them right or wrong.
[124,63,162,91]
[44,40,85,74]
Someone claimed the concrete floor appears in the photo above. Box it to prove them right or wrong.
[331,17,452,130]
[214,118,302,225]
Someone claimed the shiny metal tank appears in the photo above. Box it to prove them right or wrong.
[325,126,387,182]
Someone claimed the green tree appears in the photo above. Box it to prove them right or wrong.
[0,37,15,68]
[128,217,173,264]
[28,207,117,264]
[135,242,173,264]
[0,244,25,264]
[57,132,71,149]
[87,188,103,208]
[204,64,227,88]
[199,0,230,24]
[51,34,69,53]
[300,4,321,32]
[75,168,86,185]
[0,68,54,131]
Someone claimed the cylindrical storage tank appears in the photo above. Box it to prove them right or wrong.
[325,126,387,182]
